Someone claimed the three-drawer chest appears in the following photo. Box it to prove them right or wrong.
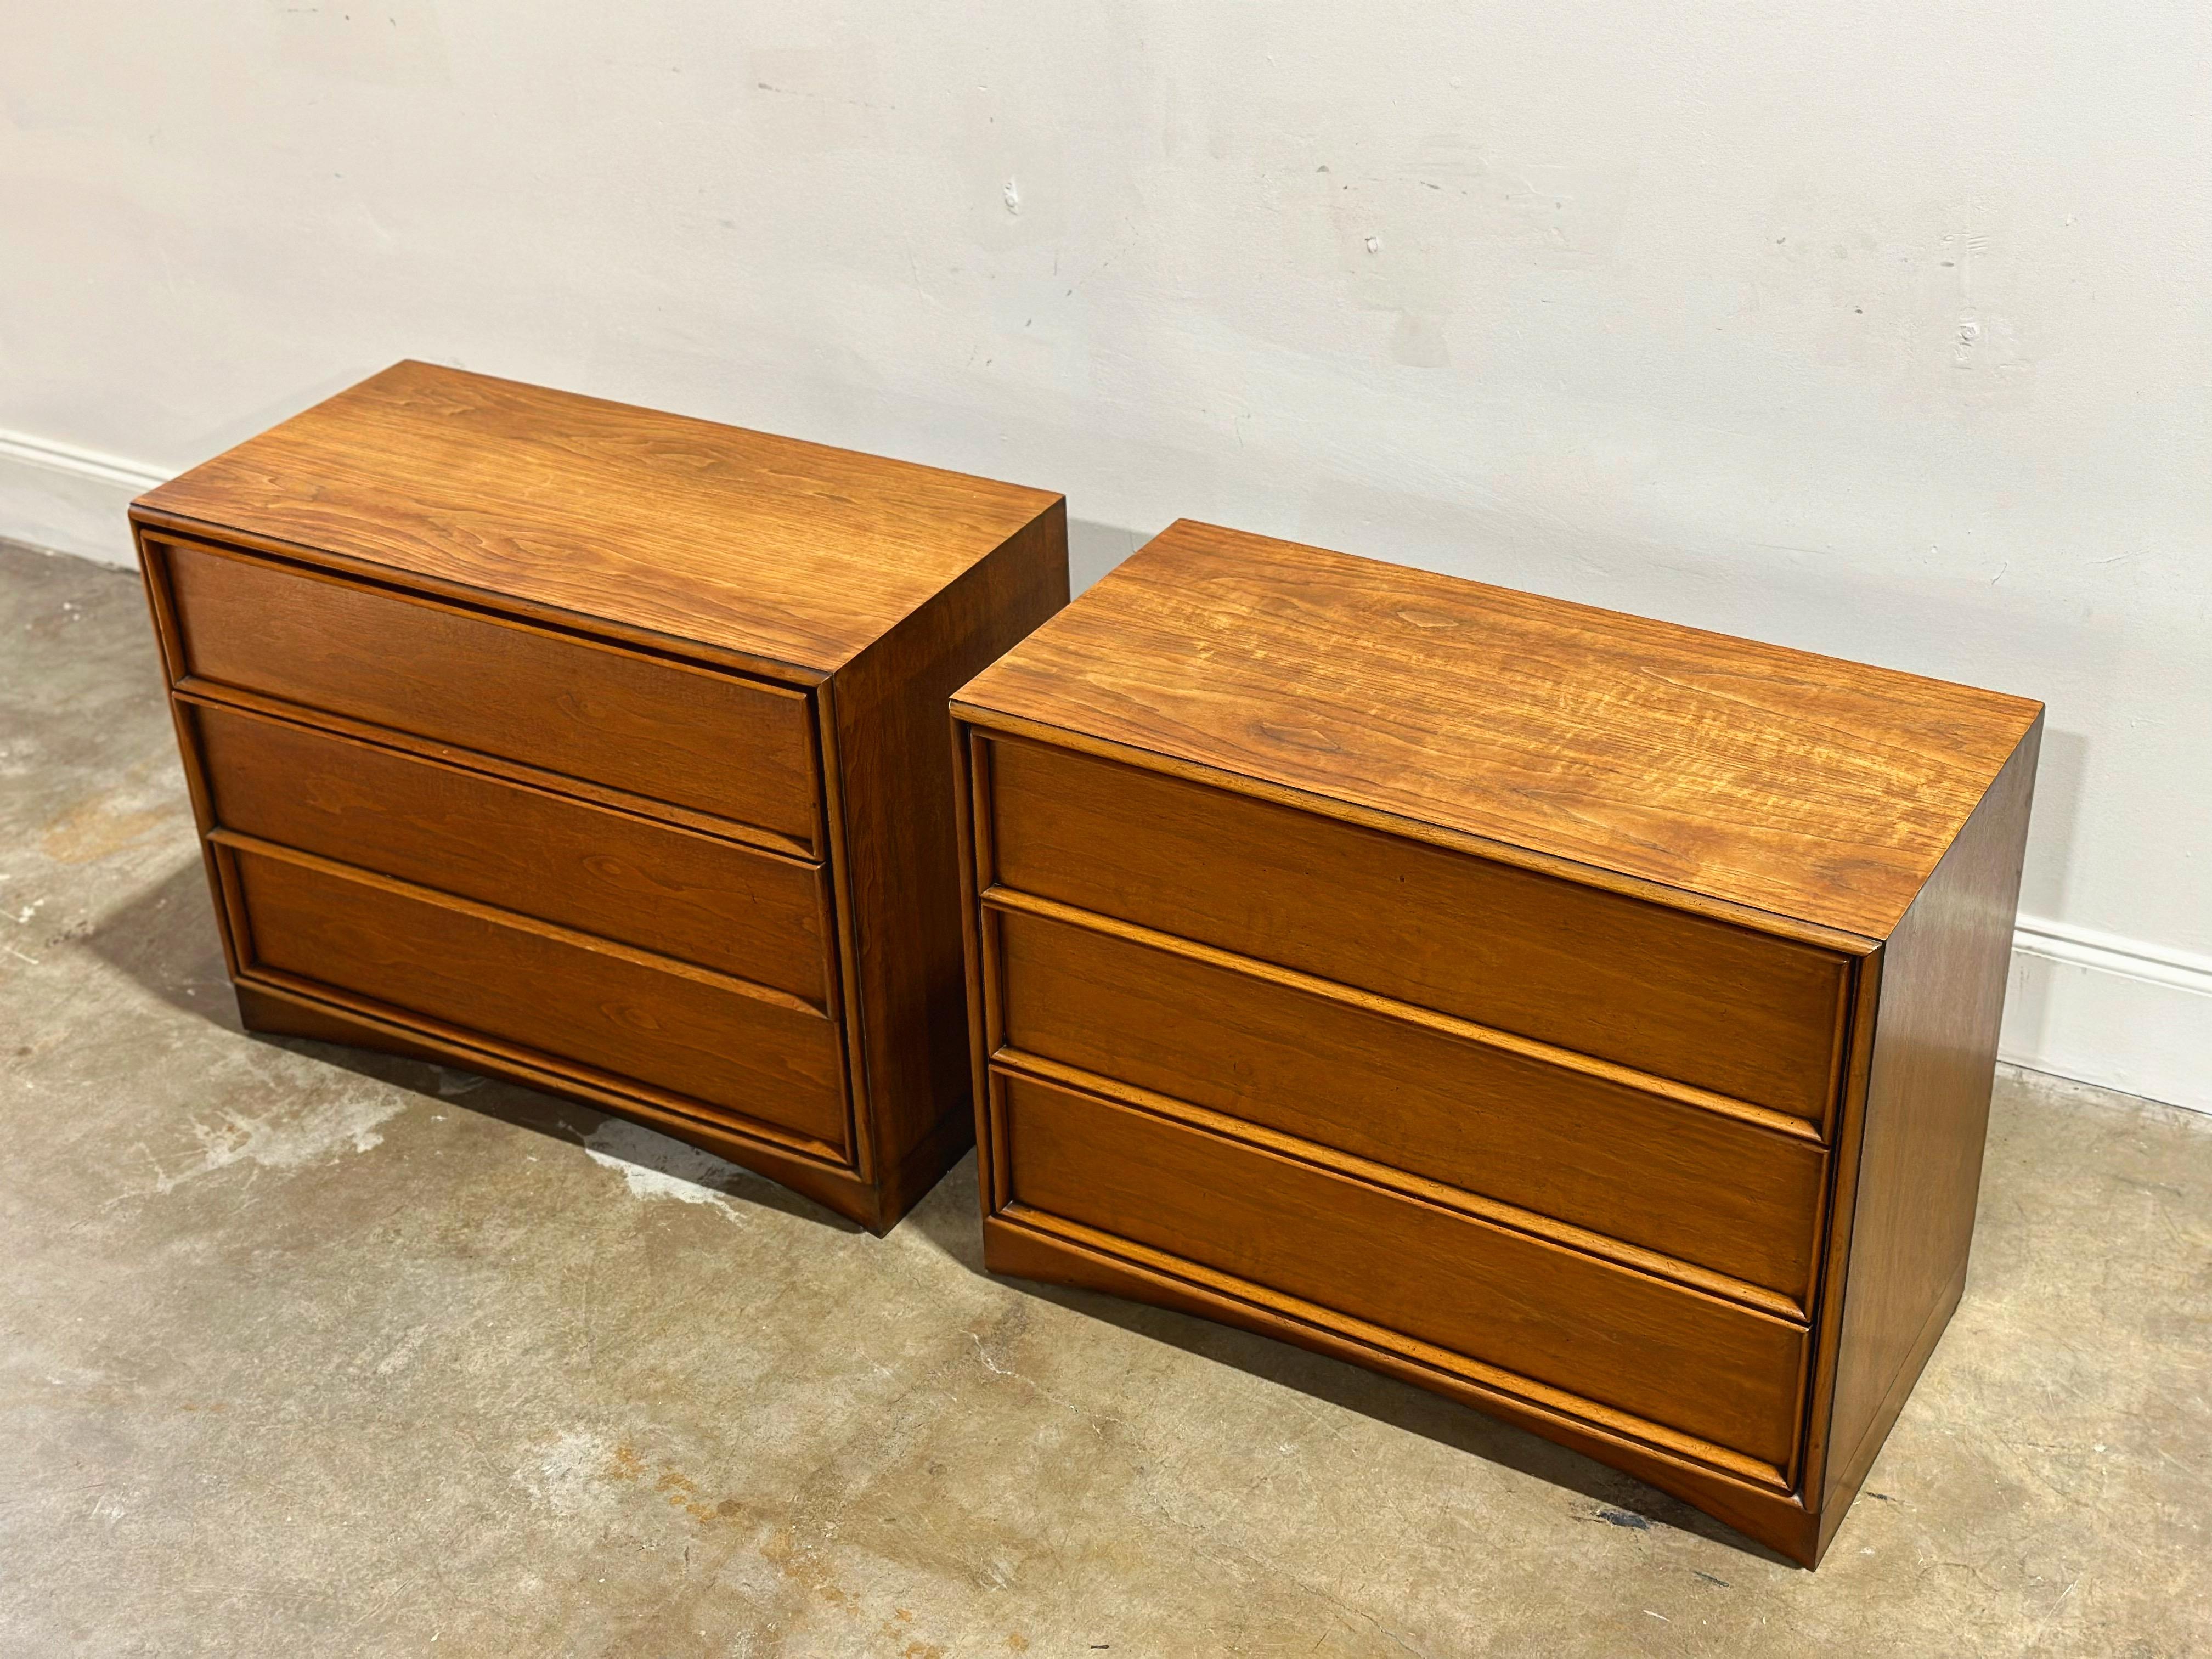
[132,361,1066,1231]
[951,520,2041,1564]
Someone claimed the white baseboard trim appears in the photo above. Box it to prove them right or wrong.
[0,426,168,566]
[0,428,170,494]
[2011,914,2212,995]
[1,425,2204,1113]
[2000,915,2211,1114]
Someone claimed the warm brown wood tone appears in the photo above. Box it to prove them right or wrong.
[135,363,1066,1231]
[190,698,833,1002]
[226,838,848,1148]
[230,979,938,1229]
[1811,720,2041,1558]
[978,1209,1820,1556]
[964,520,2035,946]
[953,521,2041,1565]
[997,1070,1809,1471]
[985,734,1851,1124]
[136,359,1059,676]
[960,519,2034,940]
[989,898,1827,1307]
[824,514,1075,1184]
[163,537,820,850]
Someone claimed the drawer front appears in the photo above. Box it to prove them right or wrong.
[983,736,1849,1125]
[193,701,833,1007]
[992,904,1826,1306]
[228,843,847,1150]
[997,1070,1807,1471]
[161,538,819,849]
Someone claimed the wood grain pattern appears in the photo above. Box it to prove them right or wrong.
[1791,943,1884,1540]
[998,1069,1809,1470]
[982,733,1850,1123]
[134,371,1065,1233]
[233,980,891,1224]
[989,899,1827,1305]
[136,360,1062,676]
[225,837,849,1148]
[190,697,832,1004]
[982,1210,1824,1558]
[1814,715,2042,1555]
[957,519,2042,939]
[955,518,2042,1565]
[828,506,1070,1186]
[161,535,821,850]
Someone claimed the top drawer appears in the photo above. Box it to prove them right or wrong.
[155,538,820,853]
[978,735,1851,1125]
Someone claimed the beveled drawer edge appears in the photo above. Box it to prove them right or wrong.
[132,512,828,689]
[212,830,830,1022]
[983,884,1826,1148]
[952,713,997,1202]
[983,1212,1821,1555]
[145,529,830,860]
[1797,942,1887,1522]
[953,712,1884,961]
[234,969,855,1172]
[990,1204,1793,1494]
[177,681,820,865]
[989,1054,1810,1323]
[179,689,830,874]
[810,675,874,1185]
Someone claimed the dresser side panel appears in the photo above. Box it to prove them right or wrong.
[1820,716,2041,1534]
[832,504,1068,1209]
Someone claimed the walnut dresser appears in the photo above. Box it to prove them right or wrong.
[132,361,1065,1232]
[951,520,2041,1565]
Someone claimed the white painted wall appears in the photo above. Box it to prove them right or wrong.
[4,2,2207,1106]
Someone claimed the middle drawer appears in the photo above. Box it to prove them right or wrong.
[989,900,1827,1309]
[188,698,834,1008]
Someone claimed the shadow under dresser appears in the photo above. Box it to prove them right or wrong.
[133,360,1066,1232]
[951,518,2041,1564]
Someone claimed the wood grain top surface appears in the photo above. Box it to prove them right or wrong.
[956,520,2042,939]
[136,361,1063,675]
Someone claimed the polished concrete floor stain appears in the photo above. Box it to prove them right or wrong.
[3,540,2207,1656]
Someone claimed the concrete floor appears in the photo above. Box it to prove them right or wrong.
[2,537,2207,1658]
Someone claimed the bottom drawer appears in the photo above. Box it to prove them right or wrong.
[227,839,848,1151]
[995,1069,1807,1472]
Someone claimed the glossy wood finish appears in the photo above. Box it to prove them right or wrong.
[997,1069,1809,1471]
[960,519,2034,940]
[826,518,1074,1181]
[1812,719,2042,1559]
[136,363,1066,1231]
[954,521,2041,1565]
[231,980,891,1225]
[978,1208,1819,1554]
[989,898,1827,1307]
[228,838,849,1147]
[985,733,1851,1124]
[190,698,832,1002]
[163,537,820,851]
[135,359,1060,676]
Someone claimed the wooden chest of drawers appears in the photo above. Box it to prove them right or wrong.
[951,520,2041,1565]
[133,361,1066,1232]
